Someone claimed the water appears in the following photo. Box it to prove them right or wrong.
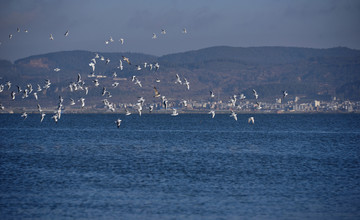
[0,113,359,219]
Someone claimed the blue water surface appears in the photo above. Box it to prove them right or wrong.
[0,113,360,219]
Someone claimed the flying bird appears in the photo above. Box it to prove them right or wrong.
[21,112,28,120]
[175,74,182,84]
[210,91,215,98]
[182,28,187,34]
[122,56,131,65]
[152,33,157,39]
[253,89,258,99]
[49,34,54,40]
[248,117,255,124]
[153,87,161,97]
[64,30,69,37]
[115,119,122,128]
[282,90,288,99]
[40,113,46,122]
[171,108,179,116]
[230,111,237,121]
[209,110,215,118]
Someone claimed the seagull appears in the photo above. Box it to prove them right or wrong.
[182,28,187,34]
[0,84,4,93]
[119,38,124,44]
[6,81,11,90]
[70,98,75,105]
[155,79,161,83]
[175,74,182,84]
[21,112,28,120]
[0,104,4,110]
[149,105,154,113]
[17,27,20,32]
[230,111,237,121]
[24,29,28,33]
[255,102,262,110]
[40,113,46,122]
[210,91,215,98]
[282,90,288,99]
[43,79,51,89]
[84,87,89,95]
[239,94,246,100]
[137,97,145,106]
[209,110,215,118]
[105,58,110,64]
[122,56,131,65]
[171,108,178,116]
[118,60,123,70]
[115,119,122,128]
[125,108,131,116]
[152,33,157,39]
[253,89,258,99]
[154,63,160,71]
[37,104,42,112]
[11,91,16,100]
[109,36,114,42]
[54,68,60,72]
[161,29,166,34]
[134,78,142,87]
[49,34,54,40]
[136,103,142,116]
[112,72,117,77]
[102,87,107,96]
[184,78,190,90]
[93,79,99,87]
[9,34,13,39]
[64,30,69,37]
[163,99,168,110]
[89,62,95,72]
[248,117,255,124]
[112,82,119,88]
[136,65,142,71]
[182,100,188,107]
[51,114,58,123]
[79,98,85,108]
[230,95,237,107]
[153,87,161,97]
[37,84,42,92]
[33,92,38,100]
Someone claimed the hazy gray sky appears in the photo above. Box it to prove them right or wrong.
[0,0,359,61]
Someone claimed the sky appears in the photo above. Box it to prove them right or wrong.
[0,0,359,62]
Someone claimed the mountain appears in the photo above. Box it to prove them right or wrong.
[0,46,359,110]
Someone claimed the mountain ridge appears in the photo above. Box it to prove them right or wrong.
[0,46,359,106]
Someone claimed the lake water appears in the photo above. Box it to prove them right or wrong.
[0,113,359,219]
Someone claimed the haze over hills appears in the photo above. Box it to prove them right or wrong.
[0,46,359,110]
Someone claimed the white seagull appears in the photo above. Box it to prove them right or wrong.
[171,108,179,116]
[175,74,182,84]
[40,113,46,122]
[152,33,157,39]
[230,111,238,121]
[21,112,28,120]
[248,117,255,124]
[253,89,258,99]
[209,110,215,118]
[115,119,122,128]
[49,34,54,40]
[64,30,69,37]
